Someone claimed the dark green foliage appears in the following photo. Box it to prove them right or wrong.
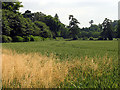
[82,37,88,40]
[101,18,113,40]
[44,15,61,37]
[59,25,69,39]
[104,38,107,40]
[89,20,94,26]
[98,36,104,40]
[23,36,31,42]
[69,15,80,40]
[34,21,52,38]
[1,0,118,42]
[23,11,46,22]
[89,37,94,40]
[32,36,44,41]
[7,36,12,42]
[117,20,120,38]
[12,36,24,42]
[69,25,79,40]
[80,25,102,38]
[54,13,59,20]
[2,35,8,43]
[29,35,34,41]
[2,2,23,13]
[2,16,12,36]
[24,35,44,42]
[23,11,63,38]
[2,35,12,43]
[111,20,117,38]
[2,10,35,37]
[55,37,64,41]
[22,10,33,20]
[92,32,101,38]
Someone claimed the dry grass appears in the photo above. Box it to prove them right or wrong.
[2,49,113,88]
[2,49,70,88]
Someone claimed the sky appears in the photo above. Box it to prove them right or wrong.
[19,0,119,27]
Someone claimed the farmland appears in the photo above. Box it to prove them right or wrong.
[2,40,119,88]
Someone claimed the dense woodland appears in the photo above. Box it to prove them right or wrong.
[1,2,120,43]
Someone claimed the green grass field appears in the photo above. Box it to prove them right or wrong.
[2,40,118,60]
[2,40,119,88]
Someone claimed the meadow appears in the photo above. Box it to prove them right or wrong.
[2,40,119,88]
[2,40,118,60]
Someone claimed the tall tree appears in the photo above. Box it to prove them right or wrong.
[44,15,61,38]
[2,2,23,13]
[2,10,36,37]
[101,18,113,40]
[69,15,80,40]
[54,13,59,19]
[23,11,46,22]
[89,20,94,26]
[34,21,52,38]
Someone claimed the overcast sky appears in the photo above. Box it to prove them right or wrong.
[19,0,119,27]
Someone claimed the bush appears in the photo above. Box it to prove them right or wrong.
[23,36,31,42]
[104,38,107,40]
[98,36,104,40]
[56,37,64,41]
[32,36,44,41]
[2,35,12,43]
[7,36,12,42]
[82,37,88,40]
[89,37,94,40]
[12,36,24,42]
[2,35,8,43]
[29,35,34,41]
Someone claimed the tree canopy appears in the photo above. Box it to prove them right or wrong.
[1,1,119,43]
[2,2,23,13]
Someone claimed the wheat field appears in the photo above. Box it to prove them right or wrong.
[2,48,118,88]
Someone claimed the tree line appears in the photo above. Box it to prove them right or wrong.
[1,2,120,43]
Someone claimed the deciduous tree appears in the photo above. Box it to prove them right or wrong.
[101,18,113,40]
[69,15,80,40]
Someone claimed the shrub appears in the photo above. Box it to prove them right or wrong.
[98,36,104,40]
[7,36,12,42]
[32,36,43,41]
[43,38,50,41]
[29,35,34,41]
[2,35,12,43]
[2,35,8,43]
[56,37,64,41]
[89,37,94,40]
[73,35,78,40]
[104,38,107,40]
[12,36,24,42]
[82,37,88,40]
[117,38,120,40]
[23,36,31,42]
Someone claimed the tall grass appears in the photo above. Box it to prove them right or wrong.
[2,49,118,88]
[2,49,69,88]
